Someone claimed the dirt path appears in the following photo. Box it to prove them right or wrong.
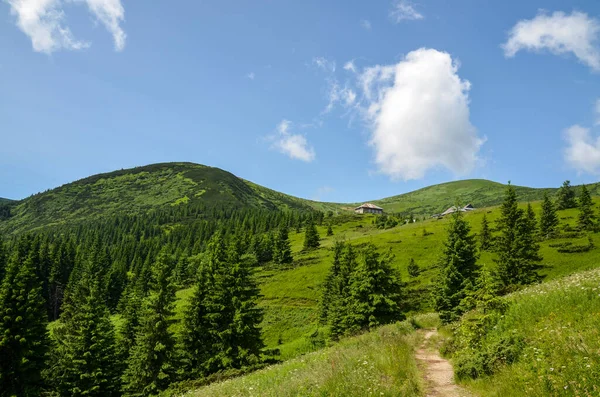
[415,329,472,397]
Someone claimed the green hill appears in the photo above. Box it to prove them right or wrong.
[0,162,335,234]
[0,198,12,204]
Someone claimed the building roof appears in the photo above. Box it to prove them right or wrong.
[440,204,475,216]
[354,203,383,211]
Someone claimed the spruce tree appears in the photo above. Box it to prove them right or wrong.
[326,224,334,237]
[479,214,492,251]
[345,244,404,333]
[577,184,596,231]
[525,203,538,237]
[273,225,293,265]
[0,240,50,396]
[495,183,542,290]
[557,180,577,210]
[303,221,320,250]
[48,256,121,396]
[407,258,420,278]
[539,191,559,238]
[122,253,178,395]
[433,209,480,323]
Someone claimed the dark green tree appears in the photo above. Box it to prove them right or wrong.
[578,184,596,231]
[0,239,50,396]
[47,256,121,396]
[273,225,293,265]
[303,221,320,250]
[557,180,577,210]
[122,253,178,395]
[525,203,538,237]
[345,244,405,333]
[407,258,420,278]
[0,233,7,283]
[495,184,542,290]
[326,224,334,237]
[479,214,492,251]
[539,191,559,238]
[433,209,480,323]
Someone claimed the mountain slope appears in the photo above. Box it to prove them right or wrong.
[0,198,12,204]
[369,179,600,215]
[0,162,331,233]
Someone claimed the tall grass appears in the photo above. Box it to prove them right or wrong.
[183,321,422,397]
[453,269,600,396]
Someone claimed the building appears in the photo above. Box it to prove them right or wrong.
[354,203,384,215]
[434,203,475,218]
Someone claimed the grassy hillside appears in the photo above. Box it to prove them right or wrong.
[174,321,423,397]
[449,269,600,396]
[0,162,335,234]
[369,179,600,216]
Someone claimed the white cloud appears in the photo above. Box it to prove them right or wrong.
[360,19,372,30]
[390,0,424,23]
[564,124,600,174]
[272,120,316,162]
[357,48,484,180]
[6,0,126,53]
[247,72,255,80]
[325,82,357,113]
[313,57,336,73]
[595,99,600,125]
[343,60,357,73]
[503,11,600,71]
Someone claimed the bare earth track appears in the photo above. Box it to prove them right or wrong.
[415,329,473,397]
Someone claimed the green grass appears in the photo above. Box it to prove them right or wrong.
[185,321,422,397]
[453,268,600,397]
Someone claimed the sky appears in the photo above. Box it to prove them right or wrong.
[2,1,600,203]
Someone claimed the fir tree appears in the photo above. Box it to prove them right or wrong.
[479,214,492,251]
[273,225,293,265]
[557,180,577,210]
[539,191,559,238]
[525,203,538,237]
[578,184,596,231]
[0,239,50,396]
[48,256,121,396]
[495,183,542,290]
[345,244,404,334]
[122,253,178,395]
[407,258,420,278]
[303,220,320,250]
[433,209,480,323]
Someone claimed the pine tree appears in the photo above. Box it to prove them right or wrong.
[273,225,293,265]
[578,184,596,231]
[122,253,178,395]
[495,184,542,290]
[557,180,577,210]
[479,214,492,251]
[345,244,404,334]
[433,209,480,323]
[48,256,121,396]
[539,191,559,238]
[407,258,420,278]
[326,224,334,237]
[303,221,320,250]
[0,239,50,396]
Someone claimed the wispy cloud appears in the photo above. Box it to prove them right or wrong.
[271,120,316,162]
[360,19,372,30]
[343,60,357,73]
[313,186,334,201]
[595,99,600,125]
[6,0,126,54]
[313,56,336,73]
[247,72,255,80]
[503,10,600,71]
[390,0,424,23]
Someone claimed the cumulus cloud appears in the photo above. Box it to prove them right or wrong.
[272,120,316,162]
[564,124,600,174]
[6,0,126,53]
[360,19,372,30]
[503,11,600,71]
[390,0,424,23]
[357,48,484,180]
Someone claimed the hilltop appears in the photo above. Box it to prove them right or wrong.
[2,161,597,235]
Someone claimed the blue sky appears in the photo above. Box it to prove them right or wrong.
[2,1,600,202]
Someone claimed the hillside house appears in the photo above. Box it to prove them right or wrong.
[433,204,475,218]
[355,203,384,215]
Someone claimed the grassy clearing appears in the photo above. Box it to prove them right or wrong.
[183,321,422,397]
[452,269,600,396]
